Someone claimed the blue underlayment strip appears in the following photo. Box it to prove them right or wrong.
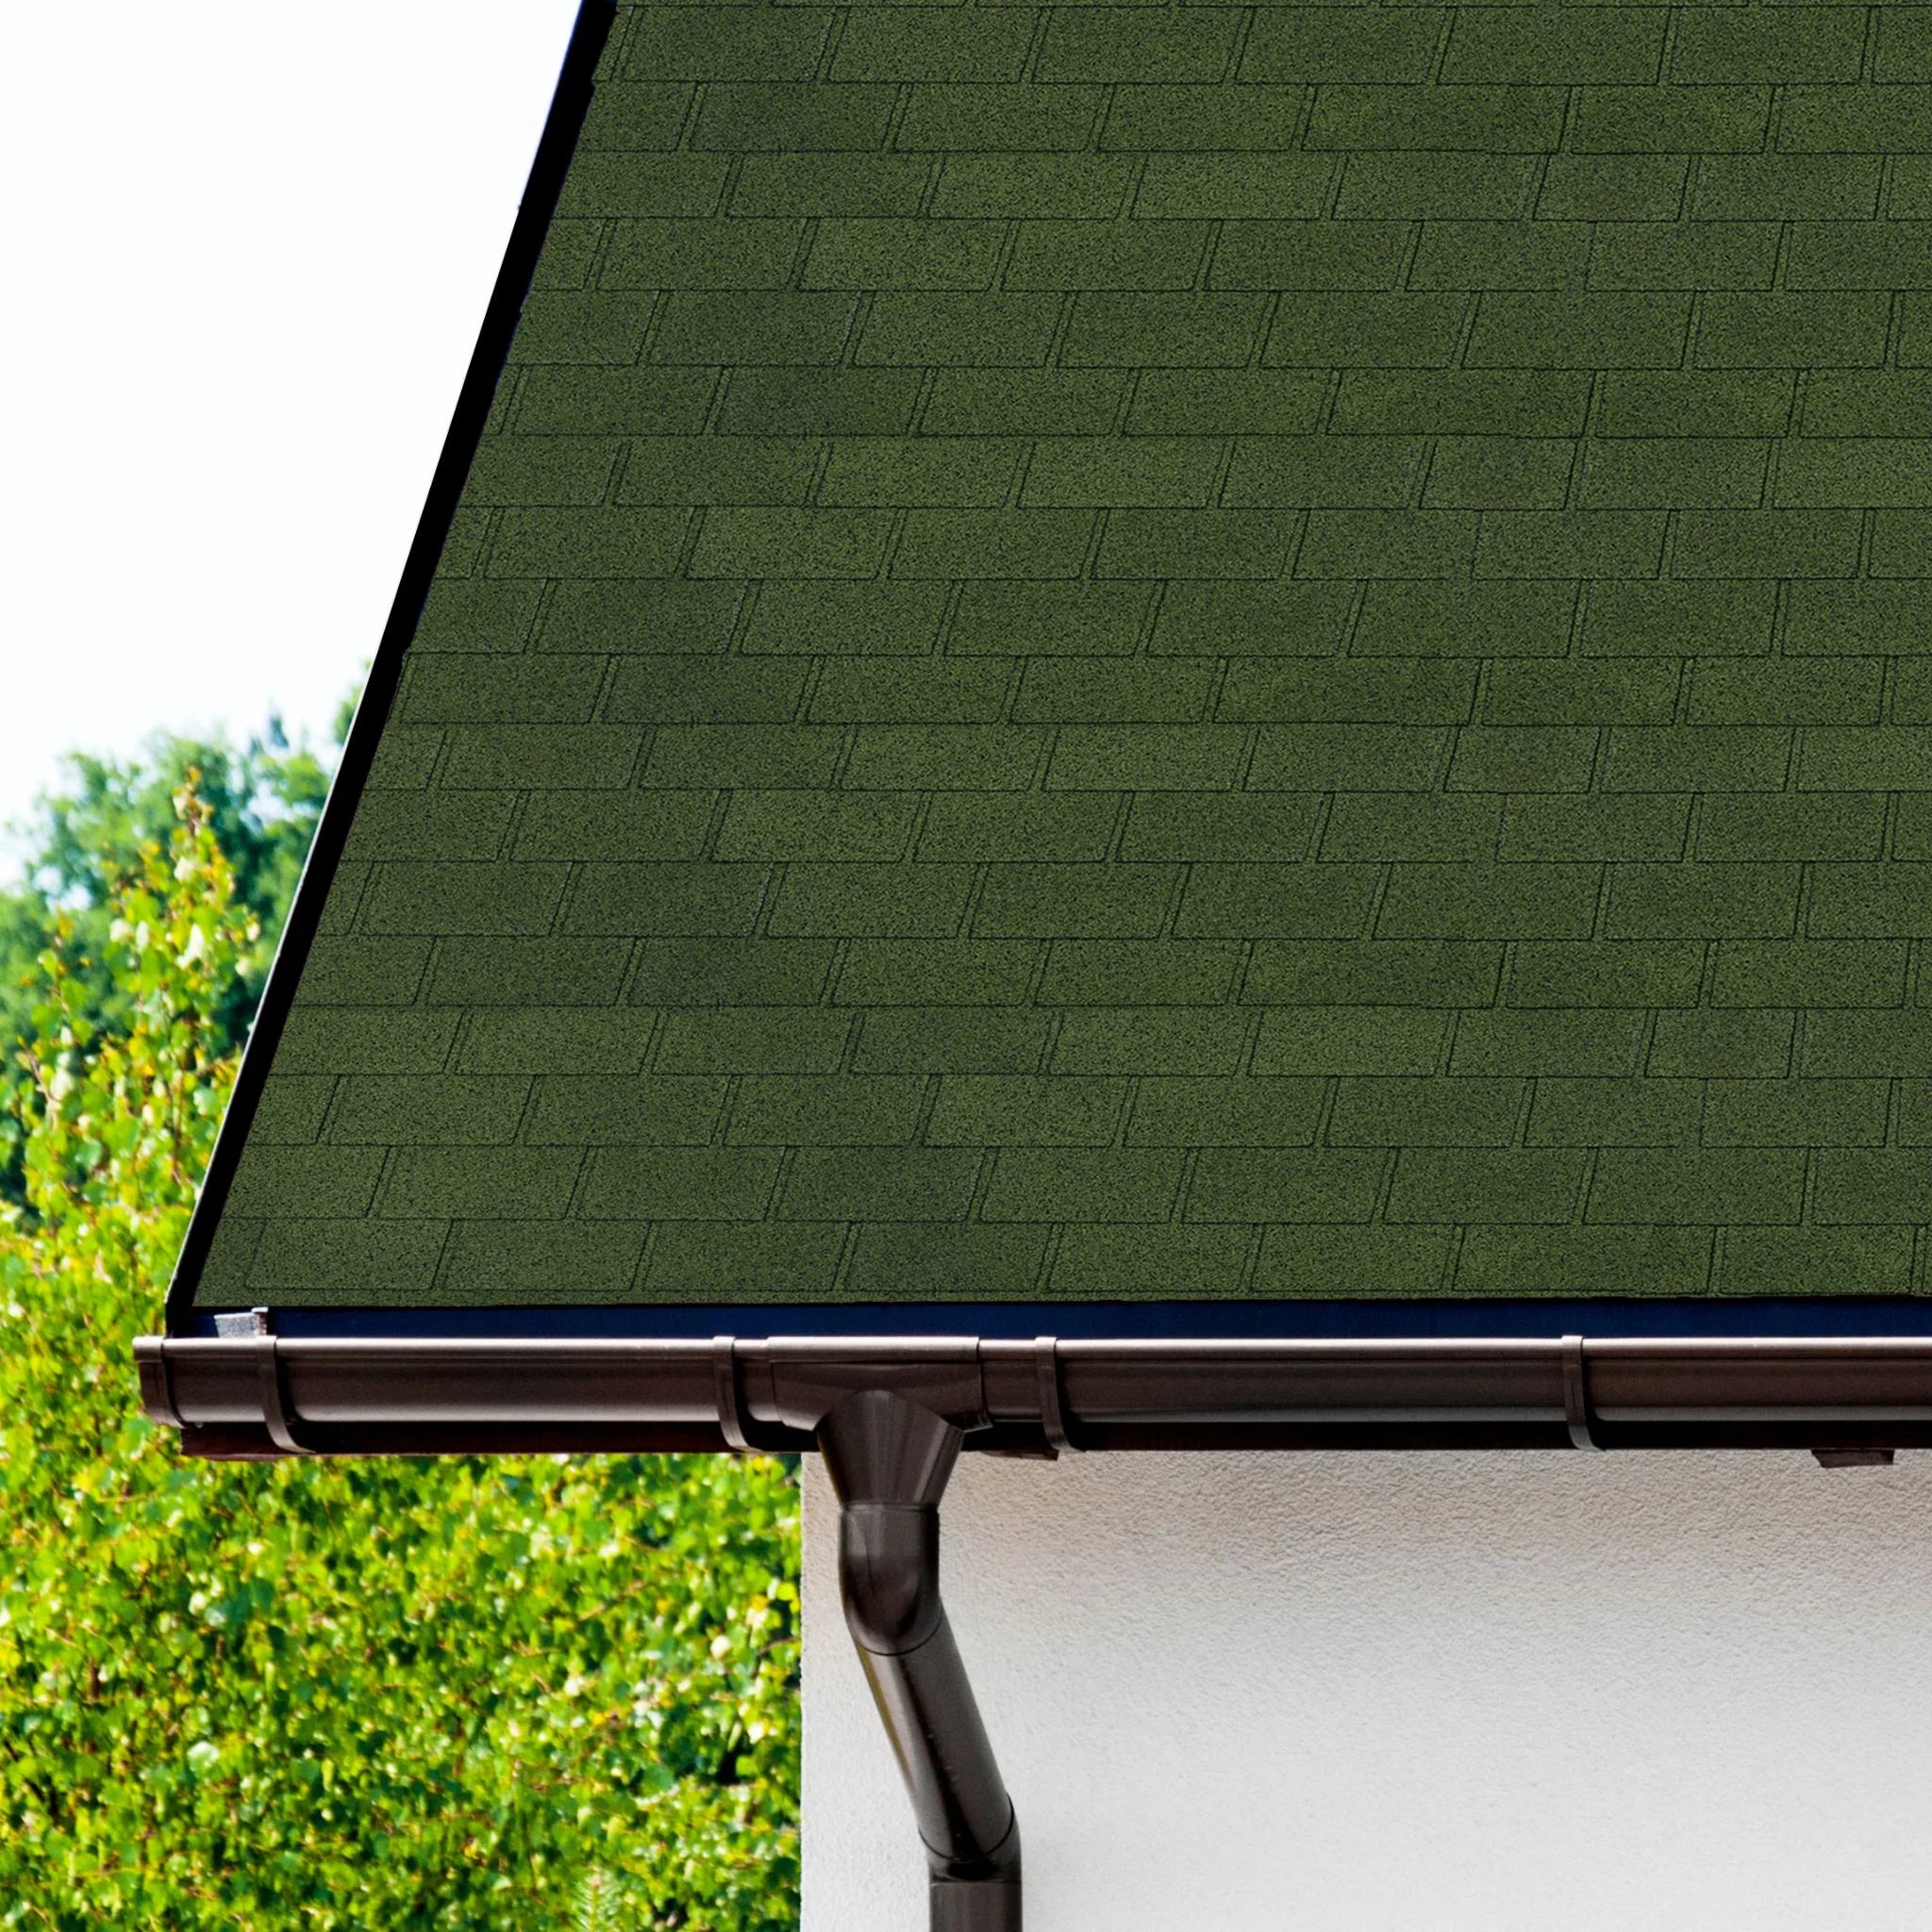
[216,1299,1932,1343]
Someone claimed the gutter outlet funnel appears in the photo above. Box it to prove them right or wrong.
[818,1390,1022,1932]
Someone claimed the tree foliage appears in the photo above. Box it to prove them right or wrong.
[0,721,334,1069]
[0,790,800,1928]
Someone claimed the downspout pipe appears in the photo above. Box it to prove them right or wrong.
[817,1389,1022,1932]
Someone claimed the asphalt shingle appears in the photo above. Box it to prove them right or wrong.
[192,0,1932,1307]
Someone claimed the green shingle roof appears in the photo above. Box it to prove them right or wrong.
[189,0,1932,1310]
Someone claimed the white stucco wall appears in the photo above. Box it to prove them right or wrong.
[802,1449,1932,1930]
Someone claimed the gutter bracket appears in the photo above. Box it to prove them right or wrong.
[818,1389,1022,1932]
[212,1309,320,1457]
[1033,1337,1078,1455]
[256,1340,316,1457]
[1561,1335,1602,1452]
[713,1336,796,1454]
[132,1336,183,1430]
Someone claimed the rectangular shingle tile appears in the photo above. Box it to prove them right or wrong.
[1777,572,1932,657]
[1803,1011,1932,1076]
[1648,1010,1794,1079]
[1526,1079,1702,1148]
[1590,1149,1805,1224]
[836,940,1039,1006]
[1253,1006,1450,1076]
[1254,1225,1453,1294]
[1453,1009,1648,1076]
[842,1224,1050,1300]
[1176,863,1379,938]
[1717,1227,1912,1297]
[1388,1149,1583,1224]
[926,1075,1128,1146]
[983,1150,1185,1224]
[1697,795,1884,862]
[525,1076,727,1146]
[1706,1082,1889,1148]
[778,1148,979,1222]
[1126,1077,1324,1147]
[1712,940,1907,1008]
[1187,1150,1384,1223]
[642,1224,843,1299]
[1245,940,1502,1008]
[628,938,834,1008]
[1050,1225,1252,1297]
[1457,1225,1714,1296]
[1326,1077,1525,1147]
[1508,941,1703,1008]
[853,1009,1050,1075]
[1813,1152,1932,1224]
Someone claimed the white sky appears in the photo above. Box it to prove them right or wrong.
[0,0,581,882]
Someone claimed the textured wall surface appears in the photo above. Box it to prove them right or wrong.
[189,0,1932,1309]
[804,1450,1932,1929]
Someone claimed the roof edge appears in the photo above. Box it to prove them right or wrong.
[162,0,619,1333]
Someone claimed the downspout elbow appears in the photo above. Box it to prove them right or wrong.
[839,1504,946,1655]
[930,1813,1022,1932]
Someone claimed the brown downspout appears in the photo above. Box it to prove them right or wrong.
[817,1389,1023,1932]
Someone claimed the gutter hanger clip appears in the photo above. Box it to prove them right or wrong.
[1561,1335,1601,1453]
[214,1308,320,1457]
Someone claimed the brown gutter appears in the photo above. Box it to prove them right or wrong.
[134,1331,1932,1460]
